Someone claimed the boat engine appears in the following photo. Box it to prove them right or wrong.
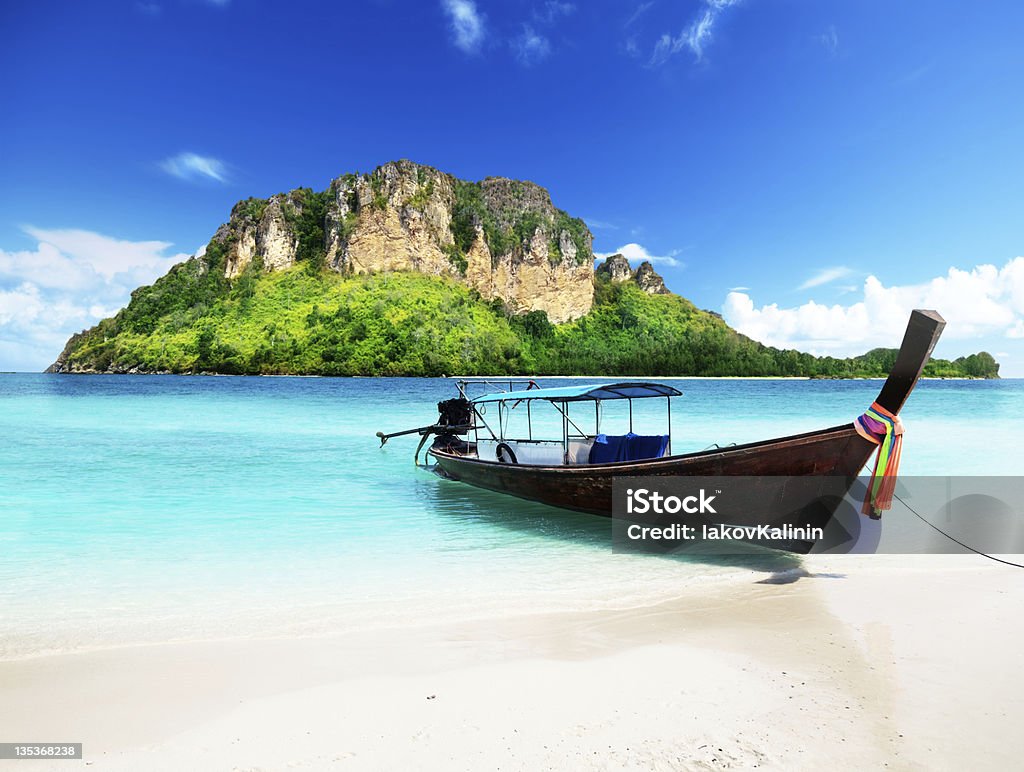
[437,397,472,434]
[429,397,473,457]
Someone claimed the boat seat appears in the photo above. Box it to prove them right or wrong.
[588,433,669,464]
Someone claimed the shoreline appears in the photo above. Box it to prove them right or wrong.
[0,560,762,666]
[10,371,1002,381]
[0,555,985,667]
[2,557,1021,770]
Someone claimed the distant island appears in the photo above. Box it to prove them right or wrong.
[48,160,999,379]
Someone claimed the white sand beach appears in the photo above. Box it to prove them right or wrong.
[2,556,1022,771]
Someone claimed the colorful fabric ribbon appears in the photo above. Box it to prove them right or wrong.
[853,402,904,518]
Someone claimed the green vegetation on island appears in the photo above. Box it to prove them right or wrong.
[52,251,999,378]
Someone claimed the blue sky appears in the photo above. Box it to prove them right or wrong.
[2,0,1023,372]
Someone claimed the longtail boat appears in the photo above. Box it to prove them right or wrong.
[377,310,945,535]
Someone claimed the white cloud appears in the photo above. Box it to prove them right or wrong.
[729,285,750,292]
[441,0,485,54]
[0,241,94,293]
[21,227,182,283]
[0,227,192,371]
[626,1,655,28]
[160,151,228,183]
[650,0,740,66]
[585,218,618,231]
[534,1,574,24]
[798,266,854,290]
[723,257,1024,356]
[513,25,551,65]
[817,25,839,55]
[649,32,683,66]
[0,283,45,328]
[595,242,682,267]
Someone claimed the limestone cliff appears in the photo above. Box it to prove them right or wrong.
[595,253,633,283]
[213,160,594,324]
[219,194,301,278]
[634,261,670,294]
[595,253,671,294]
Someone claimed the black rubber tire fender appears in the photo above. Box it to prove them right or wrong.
[495,442,518,464]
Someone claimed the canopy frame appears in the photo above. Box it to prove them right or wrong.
[465,381,680,464]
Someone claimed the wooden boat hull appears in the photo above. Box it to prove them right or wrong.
[429,424,876,520]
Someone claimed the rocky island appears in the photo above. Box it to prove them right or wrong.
[49,161,999,378]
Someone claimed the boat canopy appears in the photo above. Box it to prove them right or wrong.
[471,382,682,405]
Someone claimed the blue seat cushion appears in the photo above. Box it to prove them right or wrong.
[588,433,669,464]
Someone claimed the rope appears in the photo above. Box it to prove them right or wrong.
[893,492,1024,569]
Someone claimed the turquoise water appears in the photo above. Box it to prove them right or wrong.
[1,375,1022,659]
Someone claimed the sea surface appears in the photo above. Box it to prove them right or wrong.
[1,374,1022,660]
